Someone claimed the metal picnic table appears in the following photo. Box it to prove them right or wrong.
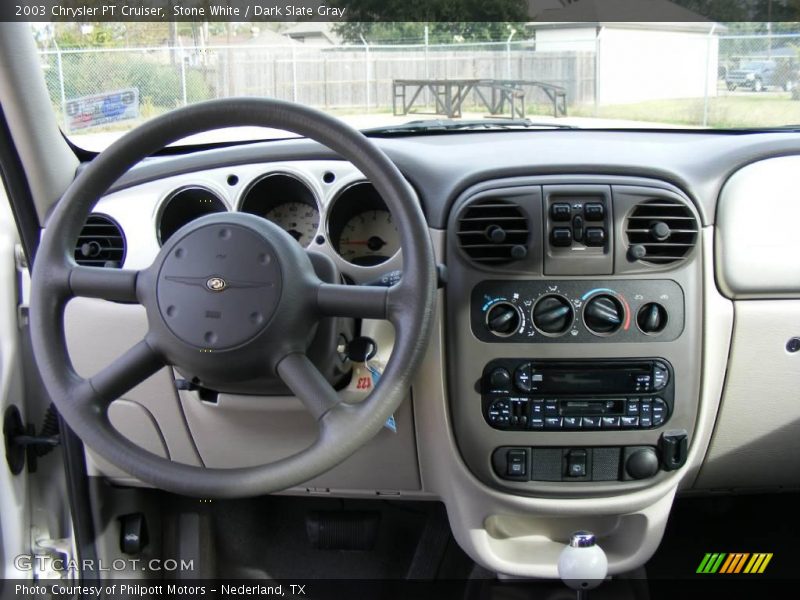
[392,78,567,119]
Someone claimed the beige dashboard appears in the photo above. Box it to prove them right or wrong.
[61,153,800,577]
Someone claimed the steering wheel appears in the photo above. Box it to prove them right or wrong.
[28,99,436,498]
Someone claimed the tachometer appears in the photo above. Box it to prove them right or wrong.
[336,209,400,266]
[263,201,319,246]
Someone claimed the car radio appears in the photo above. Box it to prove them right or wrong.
[481,358,673,431]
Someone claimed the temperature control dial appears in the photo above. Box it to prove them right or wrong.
[485,302,521,337]
[583,294,624,335]
[532,295,574,335]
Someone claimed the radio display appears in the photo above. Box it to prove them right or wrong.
[535,362,653,394]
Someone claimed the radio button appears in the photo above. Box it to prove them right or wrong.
[621,416,640,428]
[514,363,533,392]
[530,400,544,416]
[626,400,640,415]
[653,363,669,390]
[487,398,512,427]
[652,398,668,426]
[544,401,559,416]
[545,417,562,429]
[562,416,581,429]
[602,416,621,428]
[582,416,602,429]
[488,367,512,391]
[635,374,652,392]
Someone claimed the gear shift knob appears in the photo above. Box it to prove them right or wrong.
[557,531,608,591]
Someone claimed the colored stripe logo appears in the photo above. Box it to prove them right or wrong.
[697,553,773,574]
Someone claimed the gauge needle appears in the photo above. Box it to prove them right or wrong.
[343,236,387,251]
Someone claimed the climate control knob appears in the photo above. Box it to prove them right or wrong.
[532,295,574,335]
[637,303,668,334]
[583,294,624,334]
[485,302,521,337]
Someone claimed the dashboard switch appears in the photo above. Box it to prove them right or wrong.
[551,203,572,221]
[566,450,588,478]
[584,203,605,221]
[551,227,573,247]
[572,215,584,242]
[506,449,528,477]
[584,227,606,246]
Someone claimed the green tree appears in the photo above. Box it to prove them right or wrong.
[331,0,529,43]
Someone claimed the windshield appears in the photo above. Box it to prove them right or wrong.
[30,21,800,151]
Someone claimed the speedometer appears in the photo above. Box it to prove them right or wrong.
[263,201,319,246]
[336,209,400,266]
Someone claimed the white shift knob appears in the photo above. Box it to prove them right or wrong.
[557,531,608,591]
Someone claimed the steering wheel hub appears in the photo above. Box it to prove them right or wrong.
[155,219,283,350]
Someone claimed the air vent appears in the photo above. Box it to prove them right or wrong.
[457,199,529,264]
[74,214,126,268]
[625,199,698,265]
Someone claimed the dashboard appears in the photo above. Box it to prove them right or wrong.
[64,129,800,578]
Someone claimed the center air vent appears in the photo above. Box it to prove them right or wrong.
[625,199,698,265]
[457,199,529,265]
[74,214,126,268]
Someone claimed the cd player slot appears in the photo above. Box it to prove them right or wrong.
[560,399,624,416]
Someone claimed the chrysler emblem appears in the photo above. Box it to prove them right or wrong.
[206,277,227,292]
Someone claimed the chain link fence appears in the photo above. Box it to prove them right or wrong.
[37,28,800,136]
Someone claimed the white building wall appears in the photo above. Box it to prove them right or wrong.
[598,27,718,104]
[535,25,719,105]
[535,27,598,53]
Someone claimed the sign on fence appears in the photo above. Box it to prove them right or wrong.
[65,88,139,131]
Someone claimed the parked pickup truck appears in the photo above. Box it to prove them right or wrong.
[726,60,796,91]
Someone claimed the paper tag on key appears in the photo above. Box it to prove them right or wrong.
[344,336,396,433]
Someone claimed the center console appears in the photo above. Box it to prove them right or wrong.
[445,177,703,495]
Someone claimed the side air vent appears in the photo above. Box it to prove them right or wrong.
[625,199,698,265]
[457,199,529,265]
[74,214,126,268]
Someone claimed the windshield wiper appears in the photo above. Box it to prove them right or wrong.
[363,118,578,135]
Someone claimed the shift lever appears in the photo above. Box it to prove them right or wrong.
[557,531,608,600]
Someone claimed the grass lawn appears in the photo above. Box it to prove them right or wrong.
[565,93,800,128]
